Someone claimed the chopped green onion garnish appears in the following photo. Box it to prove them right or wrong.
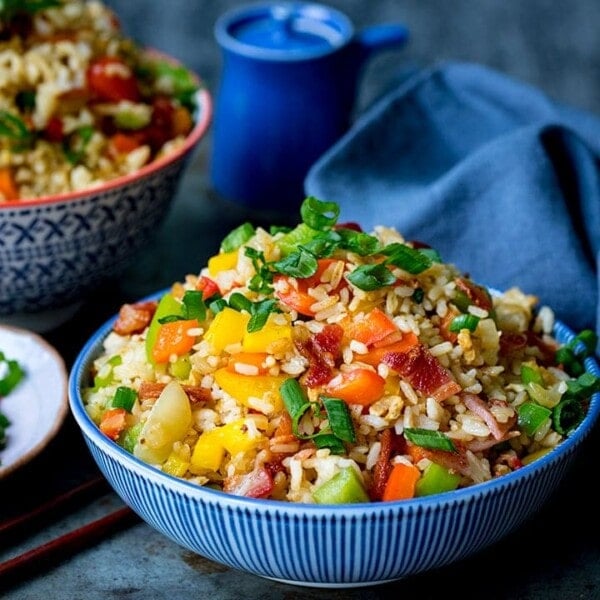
[520,363,544,386]
[448,313,480,332]
[412,288,424,303]
[0,351,25,397]
[321,396,356,443]
[382,243,433,274]
[63,125,94,164]
[111,386,137,412]
[280,378,311,433]
[313,433,346,455]
[336,228,381,256]
[246,299,278,333]
[451,289,471,312]
[347,263,396,291]
[403,428,456,452]
[272,247,318,279]
[275,223,317,257]
[0,110,34,150]
[563,372,600,401]
[228,292,253,313]
[220,222,255,253]
[517,402,551,436]
[0,412,10,452]
[182,290,206,321]
[279,379,355,453]
[209,298,228,314]
[552,399,584,436]
[300,196,340,231]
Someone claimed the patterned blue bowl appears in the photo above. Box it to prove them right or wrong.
[68,317,600,588]
[0,87,211,332]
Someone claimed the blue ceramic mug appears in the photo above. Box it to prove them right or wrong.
[210,2,409,212]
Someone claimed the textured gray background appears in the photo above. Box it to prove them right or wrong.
[105,0,600,117]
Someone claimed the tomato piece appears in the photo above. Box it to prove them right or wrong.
[274,258,345,317]
[87,56,141,103]
[196,275,220,300]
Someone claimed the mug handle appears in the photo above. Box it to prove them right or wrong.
[354,23,410,60]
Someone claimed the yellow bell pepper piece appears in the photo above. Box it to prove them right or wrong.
[214,368,288,412]
[208,250,238,276]
[162,450,190,477]
[204,307,250,353]
[220,419,265,454]
[190,429,225,472]
[242,314,292,353]
[189,418,265,473]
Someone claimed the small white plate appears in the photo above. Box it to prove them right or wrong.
[0,325,68,479]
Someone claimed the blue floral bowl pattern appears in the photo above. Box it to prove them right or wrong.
[0,88,211,324]
[68,316,600,588]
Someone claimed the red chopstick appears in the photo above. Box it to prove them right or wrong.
[0,475,110,539]
[0,506,139,583]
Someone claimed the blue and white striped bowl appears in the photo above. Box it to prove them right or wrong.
[68,317,600,588]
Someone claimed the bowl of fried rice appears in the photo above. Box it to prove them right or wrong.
[68,196,600,587]
[0,0,211,330]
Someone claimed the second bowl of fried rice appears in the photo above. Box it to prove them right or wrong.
[69,196,600,587]
[0,0,212,329]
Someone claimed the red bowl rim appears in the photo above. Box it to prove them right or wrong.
[0,85,212,210]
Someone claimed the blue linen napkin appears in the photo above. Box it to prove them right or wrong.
[304,61,600,337]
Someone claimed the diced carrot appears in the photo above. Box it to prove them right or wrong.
[359,331,419,367]
[109,132,142,155]
[382,462,420,501]
[227,352,270,375]
[344,308,398,347]
[151,319,199,363]
[325,368,385,406]
[0,168,19,201]
[172,105,193,136]
[99,408,128,441]
[274,258,345,317]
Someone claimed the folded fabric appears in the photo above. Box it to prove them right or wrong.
[304,61,600,337]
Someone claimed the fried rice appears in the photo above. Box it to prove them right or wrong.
[0,0,199,201]
[83,197,598,503]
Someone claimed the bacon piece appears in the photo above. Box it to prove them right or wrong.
[138,381,211,404]
[295,323,344,388]
[224,466,274,499]
[462,393,505,440]
[407,442,471,477]
[465,431,520,452]
[113,301,157,335]
[455,277,493,312]
[382,345,462,401]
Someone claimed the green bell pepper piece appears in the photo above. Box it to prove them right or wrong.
[415,462,461,497]
[312,466,369,504]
